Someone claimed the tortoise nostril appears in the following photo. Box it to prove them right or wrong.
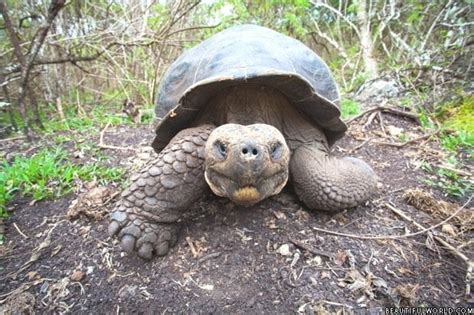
[241,144,260,158]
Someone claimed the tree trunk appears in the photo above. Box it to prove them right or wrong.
[356,0,378,80]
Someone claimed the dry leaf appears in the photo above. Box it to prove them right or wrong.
[395,283,420,305]
[334,250,348,266]
[70,270,85,282]
[398,267,414,275]
[27,271,39,280]
[320,271,331,280]
[272,210,287,220]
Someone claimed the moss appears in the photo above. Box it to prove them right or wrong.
[436,94,474,152]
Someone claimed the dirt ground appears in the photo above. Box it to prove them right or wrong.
[0,112,472,314]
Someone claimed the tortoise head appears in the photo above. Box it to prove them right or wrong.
[204,123,290,206]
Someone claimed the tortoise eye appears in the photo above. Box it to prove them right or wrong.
[271,142,283,160]
[214,141,227,159]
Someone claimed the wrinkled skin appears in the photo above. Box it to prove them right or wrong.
[109,85,377,259]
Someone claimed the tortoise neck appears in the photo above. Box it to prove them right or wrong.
[208,84,287,127]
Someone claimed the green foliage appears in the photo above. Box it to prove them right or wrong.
[42,103,131,134]
[435,94,473,153]
[0,147,124,217]
[340,98,361,119]
[440,131,473,155]
[203,0,310,39]
[421,156,472,198]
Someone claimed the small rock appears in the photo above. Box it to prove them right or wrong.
[355,77,400,104]
[70,270,85,282]
[441,224,457,236]
[276,244,291,256]
[86,266,95,275]
[387,125,404,137]
[118,285,138,298]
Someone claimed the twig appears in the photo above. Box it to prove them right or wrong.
[310,1,361,39]
[98,121,137,152]
[374,129,441,148]
[346,105,419,124]
[13,223,28,239]
[0,135,26,143]
[349,138,371,153]
[198,252,222,264]
[289,237,334,259]
[312,197,472,240]
[186,237,198,258]
[362,111,378,130]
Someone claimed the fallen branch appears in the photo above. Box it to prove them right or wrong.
[349,138,371,153]
[373,128,441,148]
[289,237,334,259]
[345,105,419,125]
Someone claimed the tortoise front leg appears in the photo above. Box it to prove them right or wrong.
[290,145,377,211]
[108,125,215,259]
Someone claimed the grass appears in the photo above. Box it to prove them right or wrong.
[340,98,361,119]
[0,146,124,218]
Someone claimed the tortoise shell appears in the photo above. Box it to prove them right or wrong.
[152,24,346,151]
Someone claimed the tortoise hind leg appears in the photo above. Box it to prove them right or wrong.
[108,125,214,259]
[290,146,377,211]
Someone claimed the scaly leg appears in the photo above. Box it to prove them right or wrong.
[108,125,214,259]
[291,145,377,211]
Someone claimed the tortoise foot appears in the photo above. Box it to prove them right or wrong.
[108,207,179,259]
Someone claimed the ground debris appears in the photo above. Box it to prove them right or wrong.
[340,268,388,300]
[67,181,118,220]
[404,188,473,230]
[1,292,36,314]
[394,283,421,305]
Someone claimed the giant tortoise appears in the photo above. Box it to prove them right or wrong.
[108,24,377,259]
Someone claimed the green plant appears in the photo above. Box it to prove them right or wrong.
[0,147,124,217]
[440,130,473,155]
[421,157,472,198]
[340,98,361,119]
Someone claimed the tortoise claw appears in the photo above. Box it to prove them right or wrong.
[120,234,136,253]
[138,243,154,260]
[108,220,120,237]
